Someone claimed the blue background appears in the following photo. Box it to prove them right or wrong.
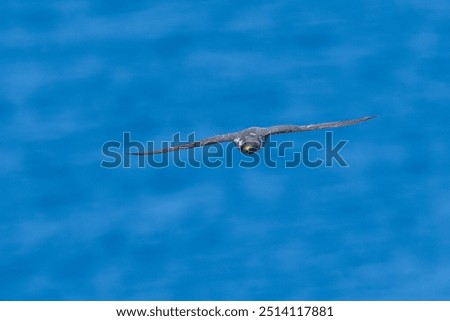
[1,0,450,300]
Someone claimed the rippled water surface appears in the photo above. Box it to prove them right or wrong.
[1,0,450,299]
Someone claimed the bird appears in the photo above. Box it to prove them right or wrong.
[130,115,375,155]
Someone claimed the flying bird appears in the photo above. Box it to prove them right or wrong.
[130,115,375,155]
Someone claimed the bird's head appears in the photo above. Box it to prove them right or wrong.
[240,141,260,155]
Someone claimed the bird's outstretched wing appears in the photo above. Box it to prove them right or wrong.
[262,115,375,136]
[129,132,239,155]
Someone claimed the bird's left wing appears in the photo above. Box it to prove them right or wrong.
[262,115,375,136]
[129,132,239,155]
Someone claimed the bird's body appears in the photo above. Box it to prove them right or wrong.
[131,115,375,155]
[232,127,267,154]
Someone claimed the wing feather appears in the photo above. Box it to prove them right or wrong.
[263,115,375,136]
[129,132,238,155]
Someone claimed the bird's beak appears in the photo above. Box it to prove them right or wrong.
[244,145,252,152]
[243,145,258,153]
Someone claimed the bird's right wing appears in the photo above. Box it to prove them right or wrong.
[129,132,239,155]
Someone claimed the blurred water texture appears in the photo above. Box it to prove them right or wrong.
[1,0,450,299]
